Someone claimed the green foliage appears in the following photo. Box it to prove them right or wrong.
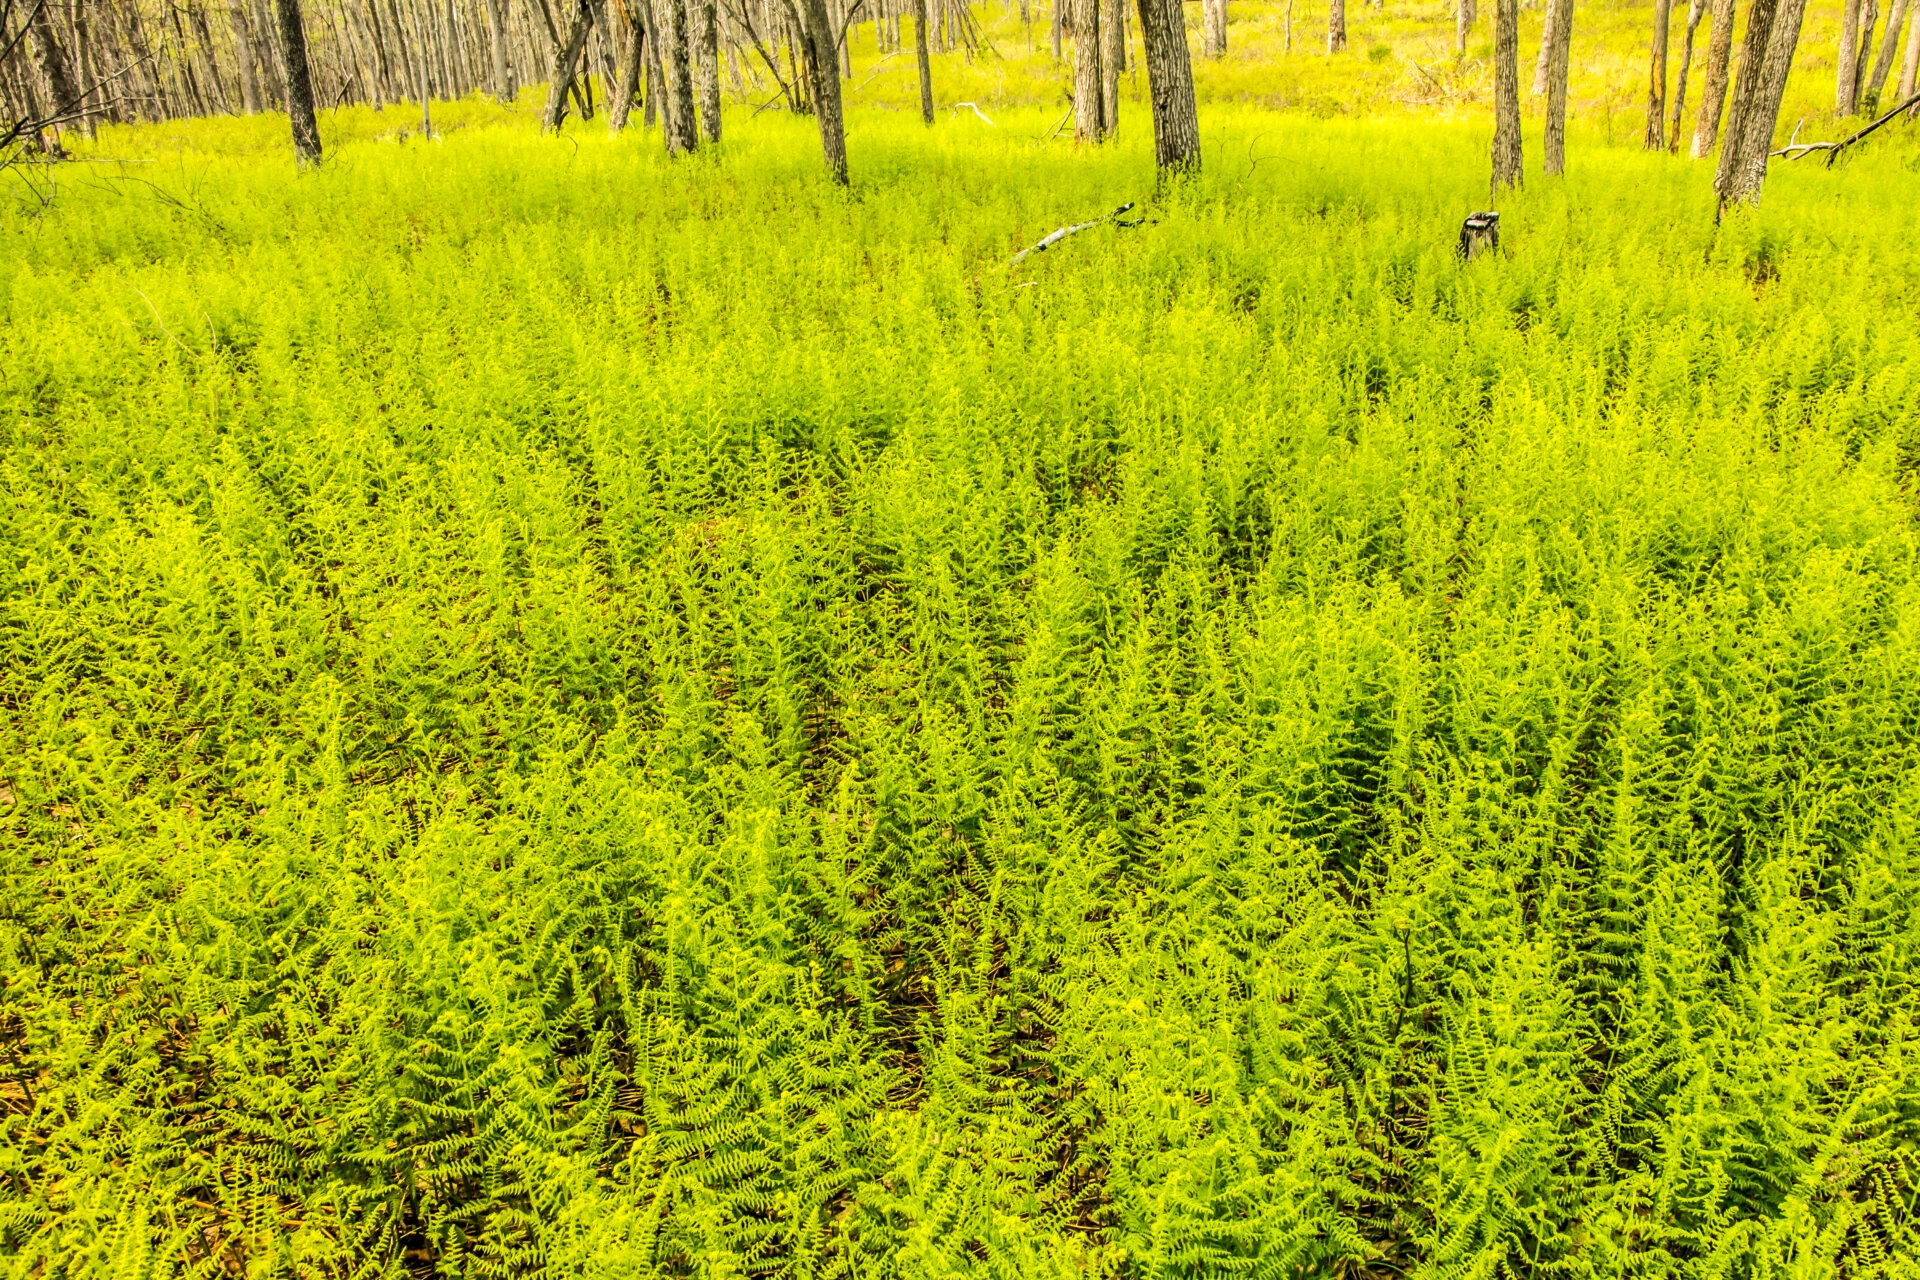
[3,107,1920,1278]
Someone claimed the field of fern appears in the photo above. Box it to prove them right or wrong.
[6,25,1920,1275]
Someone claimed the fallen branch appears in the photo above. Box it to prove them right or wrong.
[950,101,995,126]
[852,50,899,92]
[1773,90,1920,164]
[1010,202,1136,265]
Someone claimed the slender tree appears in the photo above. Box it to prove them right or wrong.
[541,0,593,128]
[1667,0,1704,149]
[1718,0,1810,210]
[1690,0,1737,155]
[1326,0,1343,52]
[229,0,265,111]
[27,0,80,128]
[1456,0,1473,56]
[798,0,846,179]
[272,0,323,163]
[1134,0,1198,174]
[1073,0,1103,141]
[482,0,513,100]
[1542,0,1573,172]
[655,0,696,150]
[913,0,932,121]
[1859,0,1907,109]
[609,3,642,127]
[1532,0,1563,91]
[1645,0,1671,147]
[1101,0,1122,131]
[1491,0,1520,189]
[694,0,719,139]
[412,4,435,134]
[1837,0,1864,110]
[1202,0,1224,56]
[1900,0,1920,99]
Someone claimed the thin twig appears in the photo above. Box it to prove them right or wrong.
[1772,91,1920,162]
[131,287,201,361]
[950,101,995,126]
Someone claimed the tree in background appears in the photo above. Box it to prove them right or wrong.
[272,0,322,162]
[1859,0,1909,110]
[1645,0,1671,147]
[1203,0,1224,56]
[1134,0,1198,175]
[1328,0,1345,53]
[1457,0,1473,56]
[1666,0,1705,150]
[695,0,720,140]
[1690,0,1738,155]
[1492,0,1521,188]
[1073,0,1103,141]
[1541,0,1573,172]
[913,0,932,121]
[1716,0,1810,209]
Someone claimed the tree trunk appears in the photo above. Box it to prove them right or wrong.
[694,0,720,140]
[654,0,696,149]
[1532,0,1562,91]
[1542,0,1572,172]
[1327,0,1344,52]
[1714,0,1779,192]
[1456,0,1473,56]
[541,0,592,128]
[1667,0,1703,149]
[1900,0,1920,99]
[610,6,643,126]
[1718,0,1809,210]
[27,1,80,126]
[1051,0,1062,59]
[913,0,933,120]
[412,5,436,134]
[230,0,265,112]
[1491,0,1521,188]
[1202,0,1224,56]
[273,0,323,162]
[1134,0,1198,175]
[1645,0,1671,147]
[799,0,847,180]
[484,0,515,100]
[1073,0,1103,140]
[1860,0,1906,109]
[1837,0,1863,111]
[1689,0,1736,155]
[1101,0,1123,129]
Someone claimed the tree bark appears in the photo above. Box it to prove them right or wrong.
[1860,0,1907,109]
[1689,0,1736,155]
[610,5,642,126]
[483,0,515,100]
[412,4,436,134]
[1718,0,1808,210]
[1073,0,1103,140]
[230,0,265,112]
[1101,0,1123,130]
[1327,0,1344,52]
[1491,0,1521,188]
[654,0,696,149]
[913,0,932,120]
[694,0,720,140]
[27,1,81,126]
[272,0,323,163]
[1900,0,1920,99]
[1837,0,1863,111]
[1667,0,1703,149]
[1542,0,1572,172]
[1051,0,1062,60]
[1134,0,1198,175]
[1456,0,1473,56]
[541,0,592,128]
[1532,0,1562,91]
[1202,0,1224,56]
[1645,0,1671,147]
[1715,0,1779,193]
[799,0,847,180]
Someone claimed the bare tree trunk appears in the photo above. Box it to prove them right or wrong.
[1492,0,1521,188]
[541,0,592,127]
[1134,0,1198,174]
[799,0,846,179]
[1860,0,1906,109]
[1690,0,1736,154]
[694,0,720,139]
[654,0,696,148]
[1326,0,1343,51]
[1900,0,1920,98]
[1456,0,1473,56]
[610,4,642,125]
[27,1,80,128]
[1101,0,1122,129]
[1542,0,1572,171]
[912,0,932,119]
[230,0,265,111]
[1715,0,1778,190]
[1645,0,1671,147]
[483,0,515,99]
[1073,0,1102,139]
[271,0,322,163]
[1050,0,1061,59]
[412,5,436,133]
[1202,0,1224,56]
[1667,0,1703,149]
[1837,0,1863,110]
[1532,0,1562,91]
[1718,0,1808,210]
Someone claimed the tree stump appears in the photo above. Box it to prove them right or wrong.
[1458,211,1501,260]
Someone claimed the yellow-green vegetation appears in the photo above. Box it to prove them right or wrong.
[5,34,1920,1280]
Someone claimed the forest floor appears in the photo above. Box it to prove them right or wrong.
[6,7,1920,1277]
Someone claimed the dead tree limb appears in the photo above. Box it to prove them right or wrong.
[1010,201,1136,265]
[1772,88,1920,160]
